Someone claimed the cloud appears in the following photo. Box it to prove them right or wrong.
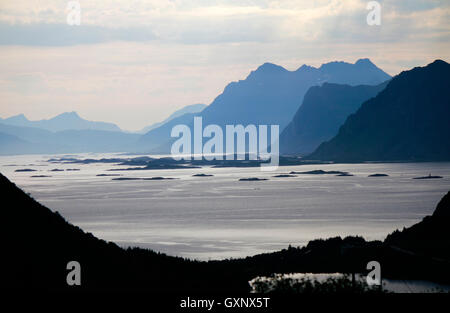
[0,1,449,130]
[0,72,50,94]
[0,23,157,46]
[0,1,448,46]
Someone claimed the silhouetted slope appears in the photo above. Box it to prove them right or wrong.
[0,122,55,143]
[433,191,450,218]
[140,59,390,153]
[280,81,388,155]
[0,132,29,152]
[385,191,450,260]
[137,112,199,152]
[309,60,450,161]
[2,172,449,291]
[139,103,206,134]
[0,172,211,291]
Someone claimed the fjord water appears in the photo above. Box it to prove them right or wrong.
[1,153,449,260]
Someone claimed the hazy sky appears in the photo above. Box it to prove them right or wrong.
[0,0,449,131]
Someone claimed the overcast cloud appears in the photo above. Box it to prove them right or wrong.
[0,0,448,130]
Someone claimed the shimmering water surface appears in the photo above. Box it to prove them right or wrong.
[1,153,449,260]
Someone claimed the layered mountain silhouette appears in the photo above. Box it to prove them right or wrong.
[0,132,34,155]
[137,112,200,151]
[1,172,449,291]
[308,60,450,162]
[0,111,121,132]
[200,59,389,129]
[0,105,208,154]
[280,81,388,155]
[0,123,139,155]
[140,59,390,153]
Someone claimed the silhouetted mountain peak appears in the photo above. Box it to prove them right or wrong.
[257,62,287,72]
[53,111,82,121]
[355,58,375,66]
[319,59,372,70]
[316,59,391,86]
[4,113,29,123]
[319,60,347,70]
[66,111,79,116]
[394,59,450,82]
[0,111,122,134]
[429,59,448,66]
[421,59,446,70]
[319,58,379,71]
[296,64,317,72]
[248,62,288,79]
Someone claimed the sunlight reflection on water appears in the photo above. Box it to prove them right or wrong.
[1,153,449,260]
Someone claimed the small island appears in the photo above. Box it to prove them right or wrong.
[96,174,122,177]
[413,174,443,180]
[336,173,354,177]
[239,177,268,181]
[290,170,349,175]
[112,177,176,181]
[368,173,389,177]
[15,169,37,172]
[272,174,297,178]
[193,173,214,177]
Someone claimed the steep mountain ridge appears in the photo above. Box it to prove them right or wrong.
[308,60,450,162]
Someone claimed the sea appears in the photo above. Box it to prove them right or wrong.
[1,152,449,261]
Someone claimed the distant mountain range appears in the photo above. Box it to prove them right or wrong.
[140,58,391,153]
[0,123,140,154]
[279,81,388,155]
[0,132,34,155]
[308,60,450,162]
[0,111,121,132]
[200,58,390,129]
[3,59,449,162]
[0,106,205,155]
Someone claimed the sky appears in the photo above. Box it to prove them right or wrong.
[0,0,449,131]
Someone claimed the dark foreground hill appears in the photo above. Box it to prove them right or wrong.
[308,60,450,162]
[1,172,449,292]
